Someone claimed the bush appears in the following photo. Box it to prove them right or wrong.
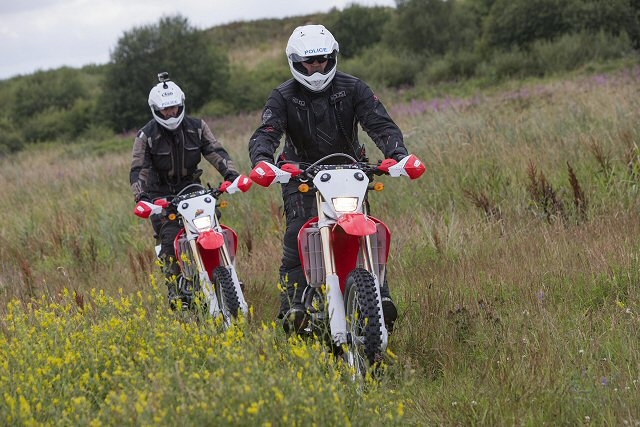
[421,50,481,83]
[22,98,94,142]
[11,68,89,122]
[342,45,422,88]
[475,47,541,82]
[0,117,23,155]
[226,61,290,113]
[532,31,633,74]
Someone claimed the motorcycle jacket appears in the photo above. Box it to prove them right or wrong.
[130,116,239,200]
[248,71,408,167]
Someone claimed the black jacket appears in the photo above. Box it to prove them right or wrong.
[248,71,407,167]
[130,116,239,200]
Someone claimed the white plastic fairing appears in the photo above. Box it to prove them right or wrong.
[313,168,367,219]
[177,193,220,234]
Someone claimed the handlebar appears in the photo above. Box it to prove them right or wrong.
[277,153,387,181]
[251,153,424,187]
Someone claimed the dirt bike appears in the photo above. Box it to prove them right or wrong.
[250,153,425,375]
[134,175,253,327]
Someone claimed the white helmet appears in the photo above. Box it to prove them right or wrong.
[286,24,339,92]
[148,73,185,130]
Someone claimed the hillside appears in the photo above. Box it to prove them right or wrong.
[204,13,329,67]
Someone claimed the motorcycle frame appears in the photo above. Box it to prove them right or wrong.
[173,190,249,319]
[298,168,390,350]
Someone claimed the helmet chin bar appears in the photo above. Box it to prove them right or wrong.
[152,106,185,130]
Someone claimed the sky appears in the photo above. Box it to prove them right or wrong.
[0,0,396,80]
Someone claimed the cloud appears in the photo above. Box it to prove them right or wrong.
[0,0,395,79]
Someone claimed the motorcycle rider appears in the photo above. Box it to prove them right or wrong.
[248,24,408,333]
[130,72,240,309]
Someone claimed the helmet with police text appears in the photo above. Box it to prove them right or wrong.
[148,72,185,130]
[285,24,339,92]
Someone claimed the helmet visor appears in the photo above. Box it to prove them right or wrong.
[289,52,334,64]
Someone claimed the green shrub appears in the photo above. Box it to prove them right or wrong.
[195,99,237,118]
[226,61,289,113]
[0,117,23,155]
[475,47,541,82]
[22,98,94,142]
[532,31,634,74]
[342,45,421,88]
[421,50,481,83]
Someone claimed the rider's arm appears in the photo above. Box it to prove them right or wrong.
[248,89,287,167]
[354,80,408,161]
[200,120,240,182]
[130,130,152,201]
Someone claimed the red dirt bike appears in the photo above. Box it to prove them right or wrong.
[134,176,252,326]
[250,153,425,374]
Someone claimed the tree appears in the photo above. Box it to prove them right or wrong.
[100,15,229,132]
[12,68,88,122]
[384,0,478,57]
[564,0,640,48]
[481,0,570,50]
[325,5,392,58]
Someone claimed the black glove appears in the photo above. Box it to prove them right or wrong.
[253,156,274,167]
[392,153,407,162]
[224,172,240,183]
[135,193,151,203]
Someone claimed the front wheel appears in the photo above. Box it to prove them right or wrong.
[212,266,240,322]
[344,268,384,376]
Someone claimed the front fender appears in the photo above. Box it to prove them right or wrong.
[197,230,225,250]
[335,213,377,236]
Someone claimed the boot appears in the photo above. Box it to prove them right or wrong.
[167,283,182,310]
[380,282,398,334]
[282,308,309,334]
[381,297,398,334]
[177,275,196,307]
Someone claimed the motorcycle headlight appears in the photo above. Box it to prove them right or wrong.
[193,215,213,232]
[332,197,358,213]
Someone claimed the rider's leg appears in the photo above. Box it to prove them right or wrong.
[278,188,316,333]
[152,216,184,309]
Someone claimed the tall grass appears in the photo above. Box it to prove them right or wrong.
[1,68,639,425]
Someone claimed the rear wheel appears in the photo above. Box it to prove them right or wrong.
[344,268,384,376]
[212,266,240,322]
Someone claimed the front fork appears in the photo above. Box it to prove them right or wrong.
[318,193,388,348]
[318,193,389,349]
[358,202,389,350]
[186,234,220,317]
[185,229,248,317]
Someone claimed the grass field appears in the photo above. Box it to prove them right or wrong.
[1,67,639,425]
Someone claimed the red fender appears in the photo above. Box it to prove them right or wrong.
[335,213,377,236]
[197,230,225,250]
